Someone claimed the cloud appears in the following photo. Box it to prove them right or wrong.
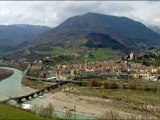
[0,1,160,27]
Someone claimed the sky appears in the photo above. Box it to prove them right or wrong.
[0,1,160,27]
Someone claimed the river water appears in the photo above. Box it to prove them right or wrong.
[0,67,96,120]
[0,67,28,101]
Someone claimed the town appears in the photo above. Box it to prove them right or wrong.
[0,45,160,120]
[26,51,160,82]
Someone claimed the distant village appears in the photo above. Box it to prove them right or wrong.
[25,50,160,82]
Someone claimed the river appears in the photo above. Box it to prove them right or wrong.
[0,67,96,120]
[0,67,28,101]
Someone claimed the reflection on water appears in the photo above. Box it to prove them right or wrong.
[0,67,28,100]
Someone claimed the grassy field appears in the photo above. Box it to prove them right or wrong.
[80,48,120,62]
[35,45,120,64]
[70,78,160,105]
[0,104,48,120]
[34,46,76,57]
[0,51,13,59]
[67,86,160,106]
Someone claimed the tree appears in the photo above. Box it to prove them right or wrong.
[65,108,72,120]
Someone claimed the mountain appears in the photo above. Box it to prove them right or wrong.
[31,12,160,52]
[0,24,50,52]
[86,33,128,52]
[148,25,160,35]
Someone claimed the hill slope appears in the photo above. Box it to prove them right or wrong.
[86,33,128,52]
[0,24,50,52]
[0,104,47,120]
[31,12,160,51]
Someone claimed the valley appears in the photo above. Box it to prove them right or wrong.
[0,7,160,120]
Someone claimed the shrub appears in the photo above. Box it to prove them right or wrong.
[104,82,109,89]
[123,84,126,89]
[110,82,118,90]
[99,110,121,120]
[128,80,140,90]
[144,85,157,92]
[39,103,54,118]
[65,108,72,120]
[88,80,99,88]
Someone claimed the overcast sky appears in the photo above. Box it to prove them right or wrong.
[0,1,160,27]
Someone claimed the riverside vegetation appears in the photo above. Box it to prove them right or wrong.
[0,68,13,81]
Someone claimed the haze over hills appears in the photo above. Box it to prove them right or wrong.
[0,24,50,52]
[148,25,160,35]
[30,12,160,52]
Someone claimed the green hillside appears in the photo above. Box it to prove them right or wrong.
[0,104,47,120]
[33,45,120,64]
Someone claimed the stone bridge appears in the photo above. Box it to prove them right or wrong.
[1,80,71,104]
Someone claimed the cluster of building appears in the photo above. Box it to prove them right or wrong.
[28,51,160,81]
[44,59,160,81]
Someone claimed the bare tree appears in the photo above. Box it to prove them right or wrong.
[65,108,72,120]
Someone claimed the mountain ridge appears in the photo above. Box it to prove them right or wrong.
[0,24,51,52]
[30,12,160,52]
[148,25,160,35]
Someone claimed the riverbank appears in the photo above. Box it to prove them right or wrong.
[20,78,153,119]
[22,77,50,89]
[62,83,160,119]
[0,62,28,71]
[0,68,14,81]
[20,75,160,120]
[30,92,98,119]
[30,91,140,120]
